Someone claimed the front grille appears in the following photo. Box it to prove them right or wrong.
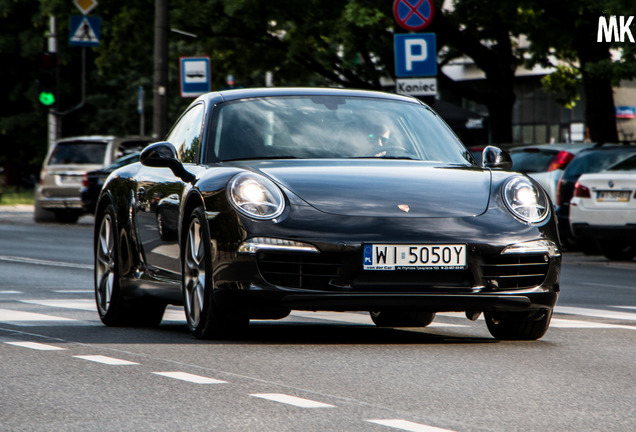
[256,252,343,289]
[481,254,549,290]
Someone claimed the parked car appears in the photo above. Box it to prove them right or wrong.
[569,154,636,261]
[80,152,141,214]
[555,144,636,247]
[35,136,151,223]
[94,87,560,341]
[508,143,594,204]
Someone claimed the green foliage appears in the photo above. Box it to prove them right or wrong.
[4,0,636,184]
[541,65,581,109]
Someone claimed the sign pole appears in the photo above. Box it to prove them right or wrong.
[47,15,59,152]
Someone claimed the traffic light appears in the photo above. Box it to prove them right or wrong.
[37,52,57,107]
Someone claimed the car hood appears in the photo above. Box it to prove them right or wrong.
[240,160,492,218]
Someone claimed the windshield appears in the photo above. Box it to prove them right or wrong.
[509,149,557,173]
[207,96,472,164]
[563,148,636,179]
[48,141,107,165]
[607,154,636,171]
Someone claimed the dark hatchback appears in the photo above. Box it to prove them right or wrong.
[94,87,560,341]
[555,144,636,247]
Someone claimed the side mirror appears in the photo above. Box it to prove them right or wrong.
[482,146,513,170]
[139,141,195,182]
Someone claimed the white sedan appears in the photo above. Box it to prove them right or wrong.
[569,154,636,261]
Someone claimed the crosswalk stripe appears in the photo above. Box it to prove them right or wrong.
[0,308,76,326]
[21,299,96,312]
[4,299,636,331]
[290,311,468,328]
[555,306,636,322]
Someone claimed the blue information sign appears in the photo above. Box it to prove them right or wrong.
[394,33,437,77]
[69,16,100,47]
[180,57,211,97]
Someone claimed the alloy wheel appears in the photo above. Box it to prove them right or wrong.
[184,217,206,328]
[95,213,115,315]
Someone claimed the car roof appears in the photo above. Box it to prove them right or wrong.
[509,143,595,153]
[578,143,636,152]
[55,135,152,144]
[196,87,423,105]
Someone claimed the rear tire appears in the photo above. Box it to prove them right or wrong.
[95,204,165,327]
[182,207,249,339]
[485,310,552,340]
[370,310,435,327]
[33,200,55,223]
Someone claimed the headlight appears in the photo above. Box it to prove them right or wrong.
[503,177,549,224]
[228,172,285,220]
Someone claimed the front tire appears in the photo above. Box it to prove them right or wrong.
[183,207,248,339]
[484,310,552,340]
[95,204,165,326]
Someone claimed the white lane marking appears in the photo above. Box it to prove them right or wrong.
[289,311,468,328]
[163,308,185,322]
[0,308,76,325]
[549,319,636,330]
[0,291,23,294]
[579,282,634,290]
[52,290,93,294]
[290,311,374,325]
[21,299,96,312]
[439,311,636,330]
[555,306,636,322]
[0,255,92,270]
[153,372,226,384]
[74,355,139,365]
[5,341,66,351]
[368,419,456,432]
[250,393,335,408]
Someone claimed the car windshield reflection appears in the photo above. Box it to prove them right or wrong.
[208,96,472,165]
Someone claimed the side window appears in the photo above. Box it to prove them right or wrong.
[180,105,205,163]
[166,104,205,163]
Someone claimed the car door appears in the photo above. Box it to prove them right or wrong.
[136,103,206,280]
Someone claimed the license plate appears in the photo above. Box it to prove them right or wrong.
[596,190,630,202]
[59,174,81,185]
[363,244,467,270]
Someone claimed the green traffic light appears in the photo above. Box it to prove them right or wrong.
[39,91,55,106]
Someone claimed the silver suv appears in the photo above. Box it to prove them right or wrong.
[35,135,152,223]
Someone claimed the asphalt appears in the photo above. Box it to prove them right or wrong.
[0,204,94,225]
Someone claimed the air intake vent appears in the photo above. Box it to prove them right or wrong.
[481,254,549,290]
[256,252,343,289]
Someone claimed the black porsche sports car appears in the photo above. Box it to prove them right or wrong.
[94,87,560,340]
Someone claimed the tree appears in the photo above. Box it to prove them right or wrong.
[519,0,636,143]
[0,1,50,186]
[428,0,524,143]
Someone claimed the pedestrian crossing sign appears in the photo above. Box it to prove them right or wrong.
[69,16,101,47]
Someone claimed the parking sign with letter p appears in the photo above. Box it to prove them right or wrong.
[394,33,437,77]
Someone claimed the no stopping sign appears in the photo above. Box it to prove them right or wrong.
[393,0,435,31]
